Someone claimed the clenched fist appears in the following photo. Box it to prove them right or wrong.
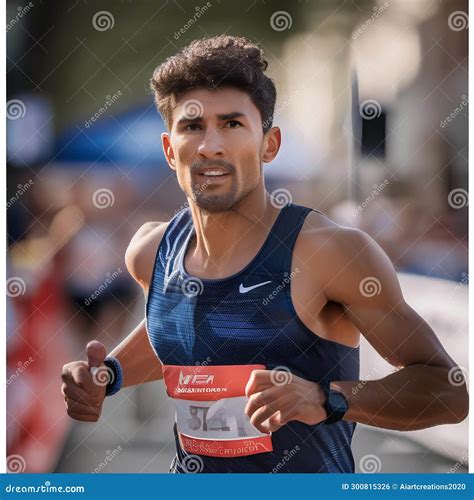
[61,340,111,422]
[244,369,328,433]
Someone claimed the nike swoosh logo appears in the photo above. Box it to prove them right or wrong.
[239,281,273,294]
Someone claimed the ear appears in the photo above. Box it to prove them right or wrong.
[262,126,281,164]
[161,132,176,171]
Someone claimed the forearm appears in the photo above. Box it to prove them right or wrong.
[331,364,468,431]
[108,319,163,388]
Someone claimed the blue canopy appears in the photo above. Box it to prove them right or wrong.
[54,104,168,168]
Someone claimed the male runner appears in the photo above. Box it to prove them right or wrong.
[61,35,468,473]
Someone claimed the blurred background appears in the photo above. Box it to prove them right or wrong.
[6,0,468,474]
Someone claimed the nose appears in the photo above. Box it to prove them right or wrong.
[197,129,224,159]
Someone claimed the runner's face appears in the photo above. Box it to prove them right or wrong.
[163,87,267,212]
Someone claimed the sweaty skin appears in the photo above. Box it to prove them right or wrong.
[62,86,468,433]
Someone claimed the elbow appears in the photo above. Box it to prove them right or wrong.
[453,385,469,423]
[445,369,469,424]
[429,366,469,425]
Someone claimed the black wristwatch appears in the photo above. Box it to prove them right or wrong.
[321,380,348,424]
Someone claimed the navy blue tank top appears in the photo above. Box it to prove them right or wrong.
[146,203,360,473]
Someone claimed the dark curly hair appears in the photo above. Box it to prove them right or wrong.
[150,35,277,133]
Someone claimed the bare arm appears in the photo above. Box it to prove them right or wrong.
[321,228,469,430]
[106,221,170,387]
[245,224,468,434]
[108,319,163,387]
[62,221,169,421]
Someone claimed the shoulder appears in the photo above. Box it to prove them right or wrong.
[294,210,371,261]
[293,210,401,301]
[125,221,170,291]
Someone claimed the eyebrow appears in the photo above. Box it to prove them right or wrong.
[176,111,246,126]
[216,112,246,121]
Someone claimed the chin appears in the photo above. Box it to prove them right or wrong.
[193,193,238,213]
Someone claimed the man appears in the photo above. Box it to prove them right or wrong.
[61,35,468,473]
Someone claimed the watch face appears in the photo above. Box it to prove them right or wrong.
[329,392,348,412]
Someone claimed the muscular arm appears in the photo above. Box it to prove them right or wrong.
[245,223,468,434]
[319,228,469,430]
[106,221,169,388]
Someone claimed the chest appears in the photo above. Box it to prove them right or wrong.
[146,264,340,369]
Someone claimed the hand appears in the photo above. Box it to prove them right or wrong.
[61,340,109,422]
[244,369,327,433]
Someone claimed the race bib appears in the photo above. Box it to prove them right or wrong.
[162,364,273,458]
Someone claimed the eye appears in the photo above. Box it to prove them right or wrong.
[184,123,202,131]
[225,120,242,128]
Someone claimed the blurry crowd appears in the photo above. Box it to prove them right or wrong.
[330,196,467,283]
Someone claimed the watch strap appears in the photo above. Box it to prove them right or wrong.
[321,379,346,424]
[103,356,123,396]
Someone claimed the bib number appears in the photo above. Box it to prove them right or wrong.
[163,364,273,458]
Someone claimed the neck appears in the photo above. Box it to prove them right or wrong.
[186,184,279,276]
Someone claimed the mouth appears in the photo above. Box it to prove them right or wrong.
[195,167,231,179]
[196,166,231,186]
